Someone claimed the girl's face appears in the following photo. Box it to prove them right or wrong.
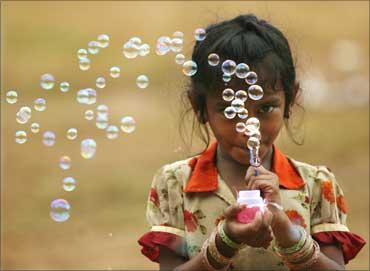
[205,81,286,166]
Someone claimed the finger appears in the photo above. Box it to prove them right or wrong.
[262,210,273,227]
[245,166,257,183]
[223,204,245,219]
[248,210,263,229]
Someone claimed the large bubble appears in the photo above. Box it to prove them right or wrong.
[81,138,97,159]
[120,116,136,133]
[15,130,27,144]
[50,199,70,222]
[182,60,197,76]
[40,73,55,90]
[6,90,18,104]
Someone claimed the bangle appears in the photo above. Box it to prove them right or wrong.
[264,200,284,211]
[217,220,246,250]
[208,230,233,266]
[285,239,320,270]
[273,226,306,255]
[201,238,230,271]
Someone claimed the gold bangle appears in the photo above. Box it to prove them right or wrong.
[285,239,321,270]
[273,226,307,255]
[208,230,233,266]
[201,238,230,271]
[217,220,246,250]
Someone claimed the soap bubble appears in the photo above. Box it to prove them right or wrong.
[139,44,150,56]
[224,106,236,119]
[235,90,248,102]
[67,128,78,140]
[96,115,108,129]
[235,63,250,79]
[34,98,46,111]
[222,88,235,102]
[182,60,197,76]
[247,136,260,150]
[123,40,139,59]
[77,48,88,59]
[84,110,94,121]
[50,199,70,222]
[110,66,120,78]
[81,138,97,159]
[96,77,106,88]
[231,98,245,113]
[106,125,119,139]
[129,37,142,46]
[120,116,136,133]
[15,130,27,144]
[248,85,264,100]
[6,90,18,104]
[222,74,232,82]
[97,34,110,48]
[245,71,258,85]
[88,40,100,55]
[76,88,96,105]
[172,31,184,39]
[79,58,91,71]
[221,60,237,76]
[60,82,70,93]
[236,122,247,133]
[43,131,56,147]
[170,38,183,52]
[208,53,220,66]
[30,122,40,133]
[40,73,55,90]
[194,28,206,41]
[155,36,171,55]
[246,117,260,129]
[16,106,32,124]
[136,75,149,89]
[238,108,249,119]
[96,104,109,117]
[63,177,76,192]
[175,54,185,65]
[59,156,71,170]
[248,129,261,140]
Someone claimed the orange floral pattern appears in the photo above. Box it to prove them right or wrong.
[337,195,348,214]
[184,210,199,232]
[321,180,335,204]
[285,209,307,228]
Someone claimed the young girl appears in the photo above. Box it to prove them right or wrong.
[138,14,366,270]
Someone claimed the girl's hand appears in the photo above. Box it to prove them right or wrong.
[245,165,282,206]
[222,204,273,249]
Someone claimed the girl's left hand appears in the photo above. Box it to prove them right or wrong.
[245,165,282,206]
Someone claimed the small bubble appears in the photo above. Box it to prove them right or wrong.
[155,36,171,55]
[247,136,260,150]
[221,60,236,76]
[136,75,149,89]
[208,53,220,66]
[34,98,46,112]
[97,34,110,48]
[88,40,100,55]
[120,116,136,133]
[139,44,150,56]
[96,104,109,117]
[50,199,70,222]
[182,60,197,76]
[6,90,18,104]
[245,71,258,85]
[194,28,206,41]
[222,88,235,102]
[175,54,185,65]
[43,131,56,147]
[231,98,245,113]
[110,66,120,78]
[172,31,184,39]
[245,117,260,136]
[249,129,261,140]
[248,85,264,100]
[123,41,139,59]
[40,73,55,90]
[60,82,70,93]
[76,88,96,105]
[67,128,78,140]
[170,38,183,53]
[15,130,27,144]
[96,115,109,129]
[30,122,40,133]
[84,110,94,121]
[63,177,76,192]
[16,106,32,124]
[59,156,71,170]
[222,74,232,82]
[224,106,236,119]
[77,48,88,59]
[238,108,249,119]
[235,90,248,102]
[235,63,250,79]
[79,58,91,71]
[96,77,106,89]
[81,138,97,159]
[106,125,119,139]
[236,122,247,133]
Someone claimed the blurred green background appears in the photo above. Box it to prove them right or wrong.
[1,1,368,270]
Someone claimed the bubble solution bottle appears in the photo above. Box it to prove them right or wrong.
[236,190,265,224]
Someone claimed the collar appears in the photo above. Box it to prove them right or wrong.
[183,142,304,193]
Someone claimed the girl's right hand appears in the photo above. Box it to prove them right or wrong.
[222,204,273,249]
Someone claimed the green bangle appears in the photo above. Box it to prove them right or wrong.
[217,220,245,250]
[273,226,307,254]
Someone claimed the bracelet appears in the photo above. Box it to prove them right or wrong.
[208,229,233,266]
[285,239,320,270]
[273,226,306,255]
[264,200,284,211]
[201,238,230,271]
[217,220,246,250]
[283,234,314,263]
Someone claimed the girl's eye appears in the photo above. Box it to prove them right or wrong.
[259,105,275,113]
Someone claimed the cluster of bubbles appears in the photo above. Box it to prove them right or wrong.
[77,34,110,71]
[123,37,150,59]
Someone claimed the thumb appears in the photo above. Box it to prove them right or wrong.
[223,204,245,219]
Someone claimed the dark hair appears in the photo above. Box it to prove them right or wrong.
[180,14,303,154]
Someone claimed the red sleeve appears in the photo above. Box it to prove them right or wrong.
[138,231,187,263]
[312,231,366,264]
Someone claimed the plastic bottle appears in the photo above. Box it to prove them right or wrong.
[236,190,265,224]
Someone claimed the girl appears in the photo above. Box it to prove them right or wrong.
[138,14,366,270]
